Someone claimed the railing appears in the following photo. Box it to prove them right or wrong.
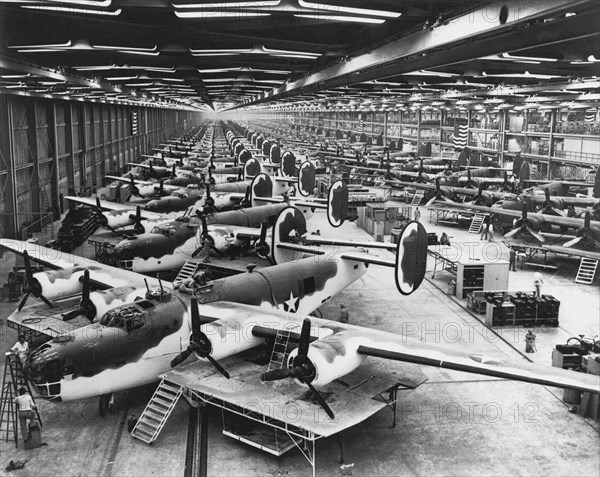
[555,121,600,136]
[552,150,600,165]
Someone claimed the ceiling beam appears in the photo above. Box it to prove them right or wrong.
[236,0,597,109]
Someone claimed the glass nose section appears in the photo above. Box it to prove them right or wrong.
[25,347,62,399]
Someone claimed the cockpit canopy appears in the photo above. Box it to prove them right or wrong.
[99,301,153,332]
[150,224,177,235]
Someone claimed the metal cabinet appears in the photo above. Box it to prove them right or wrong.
[456,260,509,299]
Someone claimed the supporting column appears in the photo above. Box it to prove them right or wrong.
[0,94,18,237]
[48,101,61,220]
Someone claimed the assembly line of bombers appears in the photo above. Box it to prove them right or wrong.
[2,120,599,440]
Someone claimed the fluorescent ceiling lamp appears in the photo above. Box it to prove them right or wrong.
[190,45,319,59]
[197,67,291,74]
[481,71,563,79]
[106,76,139,80]
[22,6,121,15]
[162,78,185,82]
[1,74,31,78]
[402,70,458,77]
[298,0,400,18]
[294,14,384,23]
[502,53,558,62]
[173,1,278,7]
[175,11,269,18]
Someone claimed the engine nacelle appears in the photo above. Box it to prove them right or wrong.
[200,316,264,360]
[287,336,366,387]
[88,285,145,322]
[32,267,87,300]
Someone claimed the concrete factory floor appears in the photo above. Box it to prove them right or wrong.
[0,205,598,477]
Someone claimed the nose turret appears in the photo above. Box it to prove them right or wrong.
[25,342,65,399]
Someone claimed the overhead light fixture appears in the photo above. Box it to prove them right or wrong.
[190,45,320,59]
[22,6,121,16]
[293,14,384,24]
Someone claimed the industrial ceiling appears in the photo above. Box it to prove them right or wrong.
[0,0,598,112]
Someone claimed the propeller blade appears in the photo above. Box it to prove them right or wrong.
[201,216,209,239]
[81,270,90,303]
[526,227,546,243]
[260,367,294,381]
[259,221,268,243]
[62,308,83,321]
[17,292,30,312]
[133,206,144,234]
[206,355,230,379]
[563,236,583,248]
[503,227,522,239]
[170,348,193,368]
[297,318,311,359]
[190,298,201,335]
[306,382,335,419]
[39,294,54,308]
[425,195,437,207]
[191,243,205,258]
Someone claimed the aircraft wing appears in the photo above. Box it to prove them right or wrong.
[105,175,153,185]
[163,302,598,437]
[435,201,597,229]
[0,239,171,290]
[64,196,164,220]
[539,244,600,260]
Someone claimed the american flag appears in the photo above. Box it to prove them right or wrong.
[130,111,138,136]
[357,115,363,133]
[453,119,468,149]
[585,109,596,123]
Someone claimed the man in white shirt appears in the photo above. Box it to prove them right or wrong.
[10,336,29,364]
[15,387,36,441]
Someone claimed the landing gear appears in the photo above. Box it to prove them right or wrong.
[99,393,115,417]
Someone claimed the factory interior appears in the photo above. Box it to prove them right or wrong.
[0,1,599,476]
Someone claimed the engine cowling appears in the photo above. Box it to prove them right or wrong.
[32,267,87,301]
[286,335,366,387]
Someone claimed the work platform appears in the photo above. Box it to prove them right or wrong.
[159,354,426,476]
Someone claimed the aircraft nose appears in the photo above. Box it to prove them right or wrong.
[113,240,137,260]
[145,200,159,212]
[25,345,63,399]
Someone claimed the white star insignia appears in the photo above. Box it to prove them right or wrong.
[283,291,299,313]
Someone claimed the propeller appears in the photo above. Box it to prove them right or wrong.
[564,212,594,248]
[465,169,474,188]
[62,270,96,322]
[416,159,425,183]
[128,174,140,197]
[538,188,563,216]
[191,216,223,257]
[170,298,230,378]
[260,318,334,419]
[17,251,53,312]
[207,168,216,186]
[133,206,144,234]
[503,204,546,243]
[93,197,117,232]
[170,164,176,179]
[254,222,270,259]
[425,178,444,206]
[202,183,216,215]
